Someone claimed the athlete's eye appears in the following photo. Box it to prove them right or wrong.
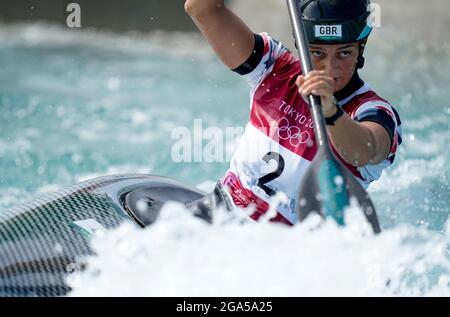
[311,50,323,57]
[339,51,351,58]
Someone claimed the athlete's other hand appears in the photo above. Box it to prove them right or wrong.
[296,71,337,117]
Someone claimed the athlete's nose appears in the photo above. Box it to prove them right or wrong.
[320,56,339,78]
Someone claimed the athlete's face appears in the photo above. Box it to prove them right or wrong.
[309,42,360,92]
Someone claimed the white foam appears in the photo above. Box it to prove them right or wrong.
[370,156,446,193]
[68,203,450,297]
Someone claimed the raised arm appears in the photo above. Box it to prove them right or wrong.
[185,0,255,69]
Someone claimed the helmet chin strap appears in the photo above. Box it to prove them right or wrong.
[356,39,368,69]
[357,56,365,69]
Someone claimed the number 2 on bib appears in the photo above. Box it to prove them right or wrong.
[257,152,285,196]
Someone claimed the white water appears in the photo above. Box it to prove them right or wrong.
[68,203,450,297]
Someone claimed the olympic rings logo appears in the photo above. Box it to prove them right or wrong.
[277,117,310,147]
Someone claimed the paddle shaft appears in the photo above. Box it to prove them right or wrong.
[286,0,332,155]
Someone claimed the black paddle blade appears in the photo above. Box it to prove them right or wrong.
[296,149,381,234]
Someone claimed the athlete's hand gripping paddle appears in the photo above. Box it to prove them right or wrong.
[286,0,381,233]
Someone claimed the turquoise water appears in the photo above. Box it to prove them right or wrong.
[0,24,242,200]
[0,23,449,296]
[1,23,448,232]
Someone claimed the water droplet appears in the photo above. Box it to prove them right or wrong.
[54,243,63,254]
[315,193,322,201]
[334,175,344,186]
[136,199,149,213]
